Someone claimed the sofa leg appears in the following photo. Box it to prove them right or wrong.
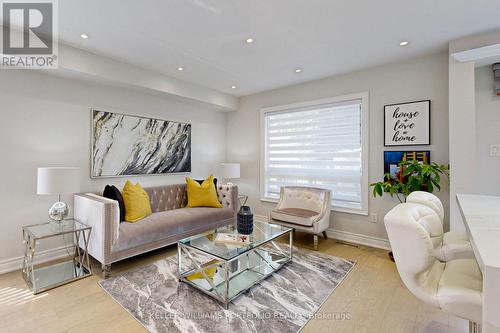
[102,264,111,279]
[322,231,328,239]
[313,234,319,250]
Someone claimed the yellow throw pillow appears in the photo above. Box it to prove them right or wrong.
[122,181,152,222]
[186,175,222,208]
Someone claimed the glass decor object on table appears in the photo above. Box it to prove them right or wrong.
[36,167,80,222]
[177,221,293,309]
[22,219,92,294]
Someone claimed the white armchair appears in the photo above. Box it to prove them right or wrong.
[406,191,474,261]
[384,203,482,331]
[270,186,331,250]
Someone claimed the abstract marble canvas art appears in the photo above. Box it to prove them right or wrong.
[92,110,191,177]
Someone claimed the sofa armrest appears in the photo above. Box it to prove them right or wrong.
[217,185,239,214]
[74,193,120,265]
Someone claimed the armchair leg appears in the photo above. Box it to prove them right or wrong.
[469,321,480,333]
[322,231,328,239]
[102,264,111,279]
[313,234,319,250]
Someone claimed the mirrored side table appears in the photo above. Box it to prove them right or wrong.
[22,219,92,294]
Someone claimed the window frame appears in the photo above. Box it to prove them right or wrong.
[259,92,369,215]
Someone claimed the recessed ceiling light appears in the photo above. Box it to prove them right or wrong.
[177,67,184,71]
[245,37,254,44]
[231,85,237,89]
[80,33,89,39]
[295,68,302,73]
[399,41,409,46]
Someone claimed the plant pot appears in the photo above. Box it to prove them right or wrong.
[237,205,253,235]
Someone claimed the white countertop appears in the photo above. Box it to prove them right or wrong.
[456,194,500,332]
[456,194,500,270]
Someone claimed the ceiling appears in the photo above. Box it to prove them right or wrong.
[55,1,500,96]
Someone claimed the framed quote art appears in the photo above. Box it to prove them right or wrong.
[384,100,430,146]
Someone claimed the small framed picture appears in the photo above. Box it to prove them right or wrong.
[383,151,430,181]
[384,100,431,146]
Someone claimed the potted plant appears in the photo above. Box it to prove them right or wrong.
[371,160,449,261]
[370,160,449,203]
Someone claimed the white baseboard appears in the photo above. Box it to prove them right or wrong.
[325,229,391,250]
[0,246,71,275]
[255,214,391,251]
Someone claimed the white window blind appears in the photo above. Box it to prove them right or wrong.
[261,97,367,213]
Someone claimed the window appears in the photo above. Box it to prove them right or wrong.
[260,93,369,215]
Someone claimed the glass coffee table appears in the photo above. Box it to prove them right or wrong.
[177,221,293,309]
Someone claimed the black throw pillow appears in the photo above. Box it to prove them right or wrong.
[195,177,218,192]
[103,185,126,222]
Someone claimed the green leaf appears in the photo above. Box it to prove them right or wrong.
[369,161,449,198]
[402,164,416,176]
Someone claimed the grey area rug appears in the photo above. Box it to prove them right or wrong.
[99,247,355,333]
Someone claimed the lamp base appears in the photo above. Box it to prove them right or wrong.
[49,201,69,222]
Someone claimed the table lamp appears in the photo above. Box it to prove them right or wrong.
[37,167,81,222]
[219,163,240,185]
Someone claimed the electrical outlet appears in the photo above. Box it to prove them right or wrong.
[370,213,377,223]
[490,144,500,157]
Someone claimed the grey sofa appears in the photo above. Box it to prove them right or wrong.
[74,183,238,277]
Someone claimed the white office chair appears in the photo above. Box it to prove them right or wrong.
[406,191,474,261]
[385,203,482,332]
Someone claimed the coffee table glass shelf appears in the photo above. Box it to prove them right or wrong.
[22,219,92,294]
[177,221,293,309]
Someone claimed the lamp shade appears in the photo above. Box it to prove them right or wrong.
[219,163,240,179]
[37,167,81,195]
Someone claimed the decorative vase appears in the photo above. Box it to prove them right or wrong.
[237,205,253,235]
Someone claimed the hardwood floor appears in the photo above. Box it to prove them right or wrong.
[0,232,468,333]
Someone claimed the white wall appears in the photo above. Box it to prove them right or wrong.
[448,30,500,229]
[0,51,452,269]
[475,65,500,195]
[0,70,226,269]
[226,52,450,242]
[448,58,476,230]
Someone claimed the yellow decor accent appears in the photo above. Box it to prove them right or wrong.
[186,175,222,208]
[186,260,219,281]
[122,181,152,222]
